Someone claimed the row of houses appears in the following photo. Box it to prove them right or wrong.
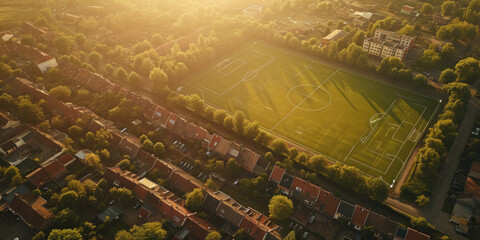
[450,159,480,236]
[10,77,282,239]
[55,58,266,173]
[0,114,74,231]
[106,166,282,240]
[21,21,56,44]
[0,41,58,73]
[269,166,431,240]
[105,167,216,240]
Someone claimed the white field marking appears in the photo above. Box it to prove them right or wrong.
[361,99,398,144]
[349,158,385,174]
[270,69,339,131]
[282,61,316,86]
[391,100,441,184]
[369,113,384,129]
[259,42,442,102]
[379,176,390,185]
[265,106,274,111]
[199,55,276,96]
[179,42,260,91]
[392,121,415,142]
[405,104,427,142]
[342,133,364,163]
[188,42,442,185]
[382,104,427,176]
[286,84,332,112]
[217,59,247,76]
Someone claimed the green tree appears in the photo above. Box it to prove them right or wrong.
[21,34,36,46]
[32,231,45,240]
[88,51,102,67]
[398,24,415,36]
[85,154,103,172]
[245,121,260,139]
[367,177,388,202]
[143,139,154,153]
[353,30,365,46]
[454,57,480,83]
[116,159,132,171]
[109,187,133,205]
[49,86,71,101]
[149,67,168,87]
[153,142,165,157]
[415,195,430,207]
[48,229,82,240]
[410,216,429,231]
[116,222,166,240]
[443,82,471,103]
[283,231,296,240]
[223,115,233,129]
[439,68,457,84]
[205,179,219,190]
[441,1,455,17]
[205,231,222,240]
[116,67,127,82]
[17,96,45,124]
[54,36,72,54]
[226,158,242,178]
[214,110,227,124]
[413,74,428,88]
[54,208,79,229]
[74,33,86,47]
[58,191,78,210]
[185,188,204,211]
[360,226,376,240]
[307,155,326,171]
[420,3,434,16]
[233,110,245,134]
[268,195,294,220]
[127,71,142,88]
[270,139,288,155]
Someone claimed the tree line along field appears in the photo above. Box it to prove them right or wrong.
[180,42,441,185]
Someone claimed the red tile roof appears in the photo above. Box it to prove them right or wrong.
[301,182,321,205]
[193,127,208,141]
[56,153,75,166]
[317,189,340,217]
[291,177,307,194]
[151,159,174,179]
[185,214,216,239]
[269,165,286,183]
[9,193,54,230]
[352,205,369,228]
[169,171,198,194]
[405,228,430,240]
[139,206,152,219]
[465,177,480,198]
[166,114,178,130]
[26,159,68,187]
[208,134,222,150]
[238,147,260,173]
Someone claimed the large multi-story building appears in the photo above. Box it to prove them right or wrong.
[362,28,416,61]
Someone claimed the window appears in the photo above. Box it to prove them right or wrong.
[173,216,180,222]
[296,187,302,191]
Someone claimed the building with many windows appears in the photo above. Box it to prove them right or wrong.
[362,28,416,61]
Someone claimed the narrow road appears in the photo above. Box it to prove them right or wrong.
[422,96,479,240]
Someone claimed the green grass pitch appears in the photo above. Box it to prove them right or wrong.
[180,42,441,185]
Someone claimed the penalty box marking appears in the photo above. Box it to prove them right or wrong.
[198,51,276,96]
[216,59,247,76]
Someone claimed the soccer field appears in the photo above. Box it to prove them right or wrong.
[180,42,441,185]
